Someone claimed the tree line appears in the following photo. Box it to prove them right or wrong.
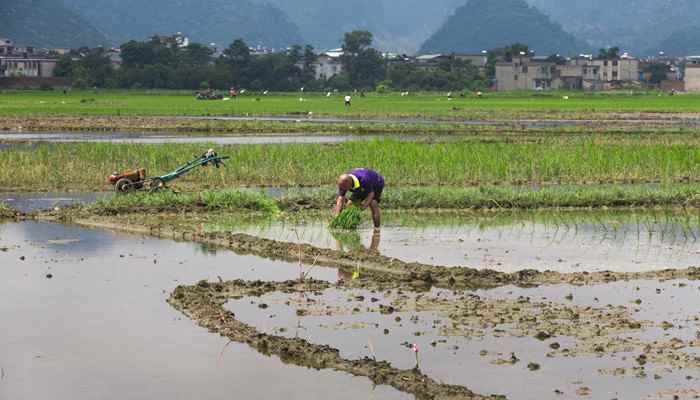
[54,31,489,91]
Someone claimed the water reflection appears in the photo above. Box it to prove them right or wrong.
[214,209,700,272]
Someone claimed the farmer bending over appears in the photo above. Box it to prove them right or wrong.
[335,168,384,228]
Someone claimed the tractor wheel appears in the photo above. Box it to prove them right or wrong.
[115,178,134,193]
[149,178,165,193]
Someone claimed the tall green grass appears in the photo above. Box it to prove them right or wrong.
[3,139,700,191]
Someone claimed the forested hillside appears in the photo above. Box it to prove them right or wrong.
[0,0,108,47]
[420,0,588,55]
[62,0,303,48]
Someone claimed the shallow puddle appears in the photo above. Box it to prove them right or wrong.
[218,210,700,273]
[227,279,700,400]
[0,192,109,213]
[0,221,411,400]
[0,131,427,145]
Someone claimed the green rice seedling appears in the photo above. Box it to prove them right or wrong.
[88,190,279,215]
[330,206,363,229]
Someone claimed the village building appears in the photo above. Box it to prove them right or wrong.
[0,57,58,78]
[591,56,639,83]
[0,38,15,55]
[495,54,640,91]
[683,56,700,92]
[298,48,344,80]
[414,53,488,72]
[495,56,555,91]
[0,39,58,78]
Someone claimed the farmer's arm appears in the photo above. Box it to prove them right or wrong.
[334,195,347,215]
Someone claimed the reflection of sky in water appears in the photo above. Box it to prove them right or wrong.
[225,212,700,272]
[0,192,108,213]
[0,132,428,145]
[1,222,407,400]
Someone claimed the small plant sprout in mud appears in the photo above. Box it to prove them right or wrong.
[411,343,420,371]
[292,229,319,281]
[367,337,377,361]
[330,206,362,230]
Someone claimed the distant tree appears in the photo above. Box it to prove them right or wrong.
[342,30,374,55]
[644,63,671,84]
[288,45,303,64]
[340,30,386,89]
[54,47,114,87]
[598,47,621,59]
[177,43,214,67]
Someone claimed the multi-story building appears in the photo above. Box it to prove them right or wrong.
[0,38,14,55]
[683,56,700,92]
[0,40,57,78]
[591,57,639,82]
[495,56,556,91]
[296,49,344,80]
[495,55,639,91]
[0,57,58,78]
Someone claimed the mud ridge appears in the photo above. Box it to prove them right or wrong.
[168,279,503,400]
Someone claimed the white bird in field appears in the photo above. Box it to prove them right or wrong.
[263,90,269,95]
[326,92,332,97]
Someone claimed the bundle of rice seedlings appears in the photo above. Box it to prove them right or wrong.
[329,206,362,229]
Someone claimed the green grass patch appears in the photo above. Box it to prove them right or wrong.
[280,185,700,210]
[88,189,279,215]
[329,206,363,230]
[0,90,697,119]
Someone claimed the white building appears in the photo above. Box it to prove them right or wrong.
[299,49,344,80]
[0,57,58,78]
[0,38,14,56]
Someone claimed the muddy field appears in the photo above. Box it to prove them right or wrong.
[3,194,700,399]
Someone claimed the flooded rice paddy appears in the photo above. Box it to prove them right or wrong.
[0,131,412,145]
[211,210,700,273]
[226,279,700,400]
[2,196,700,399]
[0,221,413,400]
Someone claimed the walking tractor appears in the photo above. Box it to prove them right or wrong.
[107,149,230,193]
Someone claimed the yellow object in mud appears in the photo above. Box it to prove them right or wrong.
[352,265,360,280]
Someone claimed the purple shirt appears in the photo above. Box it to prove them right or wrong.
[339,168,384,196]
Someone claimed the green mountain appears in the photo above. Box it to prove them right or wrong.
[63,0,303,49]
[527,0,700,55]
[420,0,588,55]
[251,0,464,53]
[651,27,700,57]
[0,0,108,48]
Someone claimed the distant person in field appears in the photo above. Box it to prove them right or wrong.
[344,95,352,107]
[335,168,384,228]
